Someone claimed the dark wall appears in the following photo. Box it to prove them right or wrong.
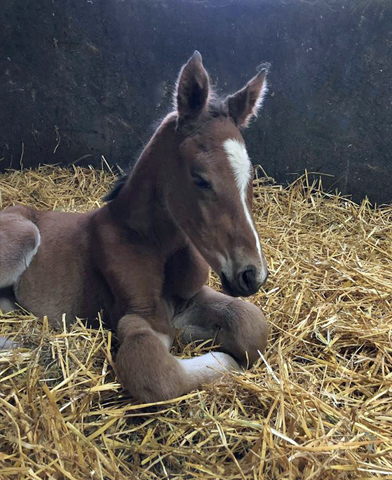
[1,0,391,203]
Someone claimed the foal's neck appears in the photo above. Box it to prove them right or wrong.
[108,113,184,250]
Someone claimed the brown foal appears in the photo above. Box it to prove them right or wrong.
[0,52,270,402]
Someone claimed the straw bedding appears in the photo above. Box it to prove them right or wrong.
[0,165,391,480]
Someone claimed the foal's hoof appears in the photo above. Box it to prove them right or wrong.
[0,297,17,313]
[0,336,18,350]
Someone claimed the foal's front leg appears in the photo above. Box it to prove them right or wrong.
[116,312,239,402]
[172,286,269,368]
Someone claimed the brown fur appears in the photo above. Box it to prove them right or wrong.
[0,52,270,402]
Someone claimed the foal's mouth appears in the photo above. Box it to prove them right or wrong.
[220,270,263,298]
[220,271,244,298]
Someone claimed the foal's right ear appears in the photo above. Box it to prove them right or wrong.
[175,51,210,122]
[226,64,270,129]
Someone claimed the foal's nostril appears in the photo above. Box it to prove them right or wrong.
[239,266,257,293]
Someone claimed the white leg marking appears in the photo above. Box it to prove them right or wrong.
[178,352,240,387]
[223,139,262,260]
[152,331,173,351]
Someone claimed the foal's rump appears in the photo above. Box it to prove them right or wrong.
[0,206,41,290]
[0,206,105,326]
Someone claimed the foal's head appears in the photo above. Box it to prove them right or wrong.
[166,51,270,297]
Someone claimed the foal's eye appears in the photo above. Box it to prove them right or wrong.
[192,174,213,190]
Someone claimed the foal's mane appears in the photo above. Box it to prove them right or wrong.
[103,97,228,203]
[102,173,129,202]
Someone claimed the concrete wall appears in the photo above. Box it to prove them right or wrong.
[1,0,391,203]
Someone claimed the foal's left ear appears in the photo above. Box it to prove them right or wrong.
[226,64,270,128]
[175,51,210,121]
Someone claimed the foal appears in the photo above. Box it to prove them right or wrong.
[0,52,270,402]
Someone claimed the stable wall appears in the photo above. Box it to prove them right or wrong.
[1,0,391,203]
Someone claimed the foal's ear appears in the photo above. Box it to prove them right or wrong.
[226,64,270,128]
[175,51,210,121]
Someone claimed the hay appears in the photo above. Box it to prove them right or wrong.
[0,165,391,480]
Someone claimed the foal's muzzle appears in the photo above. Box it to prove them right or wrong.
[220,265,268,297]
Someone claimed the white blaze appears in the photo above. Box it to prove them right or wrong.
[223,138,262,260]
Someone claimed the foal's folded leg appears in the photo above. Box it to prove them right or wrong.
[116,314,239,403]
[173,286,269,368]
